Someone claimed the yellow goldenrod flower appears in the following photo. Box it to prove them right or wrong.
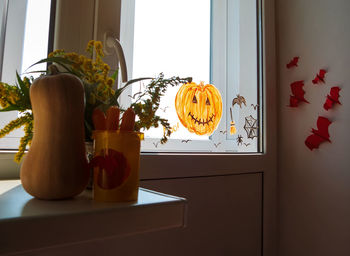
[93,74,100,83]
[23,77,31,88]
[2,39,136,162]
[97,82,105,92]
[15,120,33,162]
[82,59,93,72]
[65,52,79,63]
[78,55,86,64]
[0,99,9,108]
[94,40,102,50]
[8,92,20,105]
[0,113,32,139]
[94,41,104,57]
[106,77,114,87]
[0,82,20,108]
[48,49,64,58]
[102,64,110,74]
[86,40,95,53]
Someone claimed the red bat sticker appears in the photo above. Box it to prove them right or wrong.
[312,69,327,84]
[324,86,341,110]
[286,57,299,69]
[289,80,309,107]
[305,116,332,151]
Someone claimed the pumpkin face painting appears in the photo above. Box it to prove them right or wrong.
[175,82,222,135]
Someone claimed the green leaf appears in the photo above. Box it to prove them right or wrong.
[111,69,119,81]
[26,56,84,77]
[0,104,21,112]
[110,77,154,105]
[16,72,30,103]
[123,77,153,87]
[26,56,75,70]
[21,70,47,75]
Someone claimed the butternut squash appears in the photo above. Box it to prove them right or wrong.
[20,66,89,200]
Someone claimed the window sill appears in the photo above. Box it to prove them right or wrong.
[0,150,268,181]
[0,180,187,255]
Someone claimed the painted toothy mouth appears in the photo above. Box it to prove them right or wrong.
[188,112,215,125]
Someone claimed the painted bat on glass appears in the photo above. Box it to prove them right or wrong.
[251,104,259,110]
[232,94,247,108]
[213,142,221,148]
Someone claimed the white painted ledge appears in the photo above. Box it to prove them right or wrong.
[0,180,187,255]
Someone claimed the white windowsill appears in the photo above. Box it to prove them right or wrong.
[0,180,187,255]
[0,150,267,182]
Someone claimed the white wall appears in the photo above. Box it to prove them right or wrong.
[276,1,350,255]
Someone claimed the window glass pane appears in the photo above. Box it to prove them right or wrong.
[0,0,50,149]
[128,0,260,153]
[132,0,210,82]
[21,0,51,73]
[225,0,259,153]
[132,0,211,147]
[0,0,8,80]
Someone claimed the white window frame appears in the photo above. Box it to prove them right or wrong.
[0,0,277,254]
[118,0,268,177]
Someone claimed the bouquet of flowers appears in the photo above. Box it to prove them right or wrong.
[0,40,191,162]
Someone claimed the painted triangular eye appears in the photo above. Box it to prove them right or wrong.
[192,95,197,103]
[206,98,210,105]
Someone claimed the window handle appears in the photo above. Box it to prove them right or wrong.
[104,32,128,83]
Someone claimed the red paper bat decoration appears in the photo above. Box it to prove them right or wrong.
[289,80,309,107]
[312,69,327,84]
[305,116,332,151]
[324,86,341,110]
[286,57,299,69]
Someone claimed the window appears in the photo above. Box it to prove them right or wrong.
[0,0,51,150]
[0,1,261,153]
[0,2,277,253]
[0,0,277,180]
[121,0,262,153]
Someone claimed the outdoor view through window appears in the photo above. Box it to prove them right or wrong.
[129,0,261,153]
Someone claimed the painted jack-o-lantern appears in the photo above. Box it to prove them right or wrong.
[175,81,222,135]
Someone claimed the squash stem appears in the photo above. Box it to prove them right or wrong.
[47,64,60,75]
